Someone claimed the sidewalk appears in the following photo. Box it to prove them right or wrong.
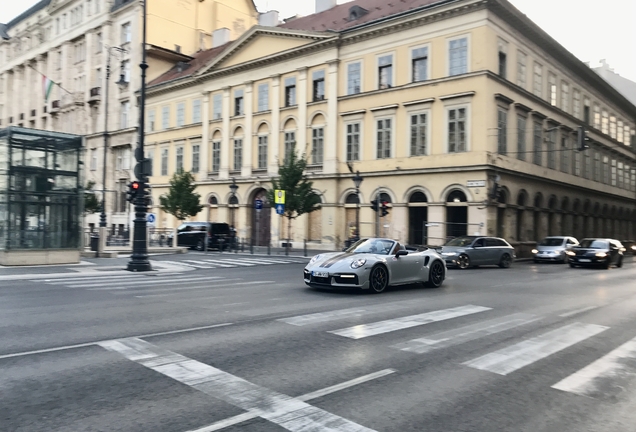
[81,246,188,258]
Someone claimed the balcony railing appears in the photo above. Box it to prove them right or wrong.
[88,87,101,104]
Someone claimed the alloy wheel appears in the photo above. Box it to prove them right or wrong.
[427,261,445,288]
[457,254,470,269]
[370,266,388,293]
[499,254,512,268]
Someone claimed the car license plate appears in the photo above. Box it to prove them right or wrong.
[579,259,591,263]
[312,271,329,278]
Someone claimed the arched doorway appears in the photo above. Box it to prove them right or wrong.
[408,191,428,245]
[533,193,544,241]
[307,193,323,242]
[251,188,271,246]
[377,192,392,238]
[446,189,468,239]
[496,189,508,238]
[516,190,527,241]
[207,195,219,222]
[345,192,360,239]
[572,199,581,239]
[547,195,558,236]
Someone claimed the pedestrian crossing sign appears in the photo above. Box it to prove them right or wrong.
[275,190,285,204]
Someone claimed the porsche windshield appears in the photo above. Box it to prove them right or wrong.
[346,238,395,255]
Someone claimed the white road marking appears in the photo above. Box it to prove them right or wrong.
[99,338,376,432]
[43,274,149,284]
[0,322,232,360]
[66,275,223,289]
[115,280,272,294]
[393,313,540,354]
[86,276,231,290]
[329,305,492,339]
[277,302,414,326]
[182,260,228,268]
[552,336,636,398]
[559,306,600,317]
[208,260,255,267]
[186,369,396,432]
[463,322,608,375]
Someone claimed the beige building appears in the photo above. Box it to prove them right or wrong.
[144,0,636,251]
[0,0,258,235]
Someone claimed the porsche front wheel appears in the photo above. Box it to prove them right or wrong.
[426,260,445,288]
[369,265,389,294]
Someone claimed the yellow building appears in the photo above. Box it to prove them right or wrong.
[145,0,636,251]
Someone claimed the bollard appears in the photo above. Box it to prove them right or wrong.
[304,239,307,257]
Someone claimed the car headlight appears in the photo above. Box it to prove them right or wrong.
[351,258,366,269]
[632,245,636,251]
[442,252,457,256]
[595,252,607,258]
[566,251,576,256]
[310,254,323,264]
[531,249,538,254]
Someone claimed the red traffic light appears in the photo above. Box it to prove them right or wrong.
[131,181,140,190]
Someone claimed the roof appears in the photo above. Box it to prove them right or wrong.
[5,0,51,30]
[148,42,231,87]
[278,0,448,32]
[0,24,8,40]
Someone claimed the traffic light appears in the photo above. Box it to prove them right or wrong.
[371,199,379,212]
[577,126,590,151]
[381,201,390,217]
[126,181,140,203]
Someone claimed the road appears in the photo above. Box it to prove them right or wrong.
[2,255,636,432]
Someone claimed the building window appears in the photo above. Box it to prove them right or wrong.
[257,83,268,111]
[411,47,428,82]
[517,51,526,88]
[284,77,296,107]
[410,113,428,156]
[192,143,200,173]
[258,135,268,169]
[161,106,170,129]
[533,63,542,97]
[547,129,556,169]
[497,108,507,154]
[498,40,507,79]
[594,104,601,130]
[561,82,569,113]
[574,150,581,177]
[120,101,129,128]
[90,149,97,170]
[601,109,609,134]
[347,62,361,95]
[95,33,102,53]
[603,156,609,184]
[378,54,393,89]
[609,115,617,139]
[311,127,324,164]
[611,159,617,186]
[148,109,155,131]
[618,120,624,143]
[346,123,360,162]
[176,102,185,127]
[312,70,325,101]
[161,148,168,176]
[284,131,295,160]
[212,141,221,173]
[233,139,242,171]
[448,37,468,76]
[548,73,557,106]
[582,149,591,180]
[176,146,184,172]
[517,115,526,161]
[573,89,581,119]
[212,94,222,120]
[192,99,201,123]
[146,150,153,176]
[121,22,131,45]
[234,89,244,116]
[594,151,600,182]
[448,108,467,153]
[560,135,569,173]
[583,97,590,125]
[533,120,542,166]
[376,118,392,159]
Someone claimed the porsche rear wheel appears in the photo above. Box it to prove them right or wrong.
[369,265,389,294]
[426,260,445,288]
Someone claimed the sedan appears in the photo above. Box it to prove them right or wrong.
[441,236,515,269]
[532,236,579,263]
[303,238,446,294]
[567,238,625,269]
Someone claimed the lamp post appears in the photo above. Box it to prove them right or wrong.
[229,178,239,250]
[352,171,363,241]
[99,46,128,229]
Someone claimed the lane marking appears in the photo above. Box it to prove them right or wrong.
[329,305,492,339]
[392,313,540,354]
[66,275,224,289]
[552,336,636,399]
[277,302,414,326]
[463,322,608,375]
[87,276,235,291]
[559,306,600,318]
[211,260,255,267]
[186,369,396,432]
[0,323,233,360]
[99,338,376,432]
[114,280,271,294]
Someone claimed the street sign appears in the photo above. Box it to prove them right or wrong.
[147,213,156,226]
[275,190,285,204]
[255,199,263,210]
[467,180,486,188]
[275,203,285,215]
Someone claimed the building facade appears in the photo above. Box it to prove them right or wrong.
[144,0,636,250]
[0,0,258,235]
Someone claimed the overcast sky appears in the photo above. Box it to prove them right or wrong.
[2,0,635,82]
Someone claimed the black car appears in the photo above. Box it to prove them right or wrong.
[567,238,625,269]
[169,222,231,251]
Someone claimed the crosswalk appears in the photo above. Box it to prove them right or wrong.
[157,256,309,269]
[276,303,636,401]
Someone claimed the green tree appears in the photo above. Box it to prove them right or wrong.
[83,181,101,214]
[160,170,204,221]
[267,147,321,246]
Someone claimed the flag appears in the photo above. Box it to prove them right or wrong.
[42,76,55,103]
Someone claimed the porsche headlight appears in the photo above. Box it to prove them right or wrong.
[531,249,538,254]
[442,252,457,256]
[310,254,323,264]
[595,252,607,258]
[351,258,366,269]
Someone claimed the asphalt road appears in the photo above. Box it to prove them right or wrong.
[2,255,636,432]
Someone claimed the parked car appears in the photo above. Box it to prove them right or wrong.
[441,236,515,269]
[621,240,636,255]
[532,236,579,263]
[566,238,625,269]
[168,222,231,251]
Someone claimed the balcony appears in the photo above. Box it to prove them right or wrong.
[50,100,60,113]
[88,87,101,104]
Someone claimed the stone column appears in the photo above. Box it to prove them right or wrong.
[269,75,280,175]
[427,204,446,246]
[220,87,230,179]
[242,81,253,177]
[324,61,339,174]
[199,90,210,181]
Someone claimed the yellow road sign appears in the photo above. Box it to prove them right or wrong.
[275,190,285,204]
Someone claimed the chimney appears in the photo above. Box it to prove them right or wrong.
[259,10,280,27]
[212,28,230,48]
[316,0,337,13]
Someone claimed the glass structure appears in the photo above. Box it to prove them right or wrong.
[0,127,83,251]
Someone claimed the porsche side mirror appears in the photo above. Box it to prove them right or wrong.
[396,250,408,257]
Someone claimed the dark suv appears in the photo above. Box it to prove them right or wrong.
[567,238,625,269]
[170,222,231,251]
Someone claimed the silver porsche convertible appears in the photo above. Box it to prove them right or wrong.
[303,238,446,293]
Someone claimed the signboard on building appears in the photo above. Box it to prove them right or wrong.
[467,180,486,188]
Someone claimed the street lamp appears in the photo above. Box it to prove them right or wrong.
[352,171,363,241]
[229,177,239,227]
[99,46,128,229]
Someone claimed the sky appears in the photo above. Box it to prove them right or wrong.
[2,0,635,82]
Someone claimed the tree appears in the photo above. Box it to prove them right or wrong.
[83,181,101,214]
[267,147,321,247]
[160,170,204,221]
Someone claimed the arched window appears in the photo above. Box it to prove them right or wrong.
[229,195,239,205]
[345,192,360,204]
[208,196,218,205]
[447,190,467,203]
[409,191,427,203]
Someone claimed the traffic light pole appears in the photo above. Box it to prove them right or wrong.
[127,0,151,272]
